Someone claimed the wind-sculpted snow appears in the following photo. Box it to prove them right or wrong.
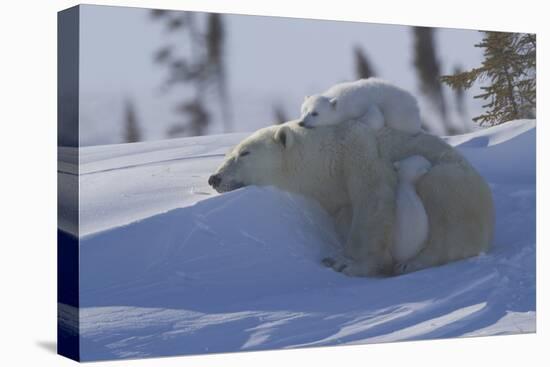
[59,120,536,361]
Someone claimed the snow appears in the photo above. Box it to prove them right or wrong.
[58,119,536,361]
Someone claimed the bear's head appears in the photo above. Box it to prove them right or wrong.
[298,95,338,128]
[208,124,295,193]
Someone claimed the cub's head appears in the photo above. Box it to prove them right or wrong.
[208,124,295,193]
[394,155,432,183]
[298,95,338,128]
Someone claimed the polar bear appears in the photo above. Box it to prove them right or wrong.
[208,120,494,276]
[392,155,432,265]
[298,78,422,134]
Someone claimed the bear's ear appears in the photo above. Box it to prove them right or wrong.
[274,126,293,149]
[329,97,338,109]
[304,95,311,101]
[393,161,400,170]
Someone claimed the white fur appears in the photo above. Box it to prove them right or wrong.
[299,78,421,134]
[393,155,432,264]
[210,121,494,276]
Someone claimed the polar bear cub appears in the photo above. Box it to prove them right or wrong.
[298,78,422,134]
[393,155,432,264]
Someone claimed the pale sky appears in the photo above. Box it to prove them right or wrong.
[79,4,485,145]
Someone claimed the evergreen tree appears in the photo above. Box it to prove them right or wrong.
[124,98,141,143]
[353,45,376,79]
[169,99,209,137]
[452,65,466,118]
[272,103,288,125]
[206,13,233,133]
[451,64,470,132]
[412,26,449,132]
[441,31,536,126]
[151,10,232,137]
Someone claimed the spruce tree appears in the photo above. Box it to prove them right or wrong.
[206,13,233,133]
[441,31,536,126]
[273,103,289,125]
[412,26,449,132]
[353,45,376,79]
[452,64,471,132]
[124,98,141,143]
[151,10,231,136]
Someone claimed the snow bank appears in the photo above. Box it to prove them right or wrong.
[74,138,245,236]
[447,119,536,184]
[79,186,342,310]
[58,120,536,360]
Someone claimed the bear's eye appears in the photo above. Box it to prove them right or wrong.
[311,111,318,117]
[239,151,250,157]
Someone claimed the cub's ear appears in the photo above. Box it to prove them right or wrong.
[393,161,400,170]
[329,97,338,108]
[304,95,311,101]
[274,125,294,149]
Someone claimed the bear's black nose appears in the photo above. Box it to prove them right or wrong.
[298,121,305,127]
[208,174,221,187]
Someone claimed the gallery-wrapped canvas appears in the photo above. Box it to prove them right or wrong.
[58,4,536,362]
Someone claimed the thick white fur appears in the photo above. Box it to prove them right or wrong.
[299,78,422,134]
[210,120,494,276]
[393,155,432,265]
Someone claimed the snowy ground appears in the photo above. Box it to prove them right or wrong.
[58,119,536,361]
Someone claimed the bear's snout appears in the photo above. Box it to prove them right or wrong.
[208,174,221,188]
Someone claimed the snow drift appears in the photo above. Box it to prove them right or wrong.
[58,120,536,361]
